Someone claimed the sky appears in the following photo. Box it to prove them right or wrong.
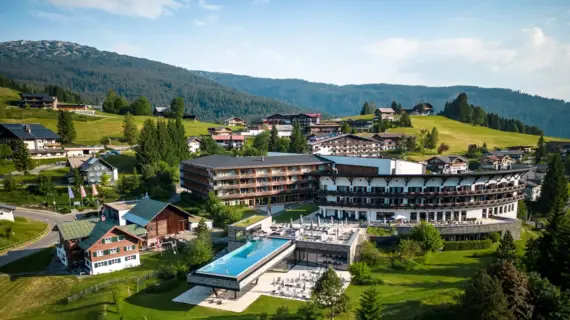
[1,0,570,101]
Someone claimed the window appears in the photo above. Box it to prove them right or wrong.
[125,255,137,261]
[103,237,112,244]
[118,235,125,241]
[94,250,103,257]
[124,245,136,251]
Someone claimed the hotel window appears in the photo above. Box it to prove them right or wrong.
[389,187,404,193]
[499,206,503,214]
[436,212,443,221]
[461,211,467,220]
[408,187,422,193]
[353,186,367,193]
[372,187,385,193]
[337,186,350,192]
[428,212,435,221]
[410,212,418,221]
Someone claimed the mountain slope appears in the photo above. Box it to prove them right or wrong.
[197,71,570,138]
[0,40,305,122]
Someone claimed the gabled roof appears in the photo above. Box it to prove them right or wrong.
[0,123,60,140]
[67,156,90,169]
[181,154,332,170]
[19,93,56,101]
[428,155,468,164]
[372,132,405,140]
[58,218,99,241]
[0,203,16,211]
[122,199,191,227]
[78,157,117,171]
[225,117,245,122]
[376,108,395,114]
[187,136,202,143]
[78,221,145,251]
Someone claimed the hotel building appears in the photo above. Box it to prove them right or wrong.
[309,134,382,157]
[311,157,526,240]
[180,155,332,206]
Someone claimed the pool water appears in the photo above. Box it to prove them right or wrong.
[198,237,290,277]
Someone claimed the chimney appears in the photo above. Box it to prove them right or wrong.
[23,125,31,133]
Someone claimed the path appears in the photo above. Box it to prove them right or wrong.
[0,208,77,267]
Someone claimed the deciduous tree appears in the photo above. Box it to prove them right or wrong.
[461,270,512,320]
[312,266,350,320]
[170,97,185,118]
[130,96,152,116]
[0,144,13,162]
[410,220,443,253]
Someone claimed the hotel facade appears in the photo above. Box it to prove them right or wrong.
[180,155,333,206]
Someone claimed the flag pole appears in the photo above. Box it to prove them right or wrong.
[68,185,72,209]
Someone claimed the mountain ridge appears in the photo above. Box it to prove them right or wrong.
[0,40,306,122]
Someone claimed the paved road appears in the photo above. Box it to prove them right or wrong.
[0,208,77,268]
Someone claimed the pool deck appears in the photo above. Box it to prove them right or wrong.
[174,265,351,312]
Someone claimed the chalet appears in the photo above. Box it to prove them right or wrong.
[153,107,170,117]
[224,117,246,127]
[272,124,293,137]
[56,219,146,274]
[19,93,58,109]
[310,134,381,157]
[56,104,95,116]
[426,155,468,174]
[212,135,245,149]
[480,155,514,171]
[307,122,342,135]
[374,108,396,120]
[187,137,202,154]
[122,199,197,246]
[486,150,524,161]
[0,204,15,222]
[344,119,374,132]
[67,157,118,185]
[208,127,233,136]
[372,133,405,151]
[507,145,534,153]
[404,103,434,115]
[264,113,321,127]
[0,123,63,158]
[65,145,105,158]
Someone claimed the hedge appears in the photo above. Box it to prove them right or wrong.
[443,239,493,251]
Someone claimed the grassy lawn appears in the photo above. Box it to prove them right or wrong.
[1,110,219,145]
[0,186,72,208]
[272,203,319,223]
[233,215,267,227]
[0,247,54,274]
[0,217,48,250]
[11,167,69,185]
[367,226,393,236]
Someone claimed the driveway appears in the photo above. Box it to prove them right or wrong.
[0,208,77,268]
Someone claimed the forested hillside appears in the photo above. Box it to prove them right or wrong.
[197,71,570,138]
[0,40,305,122]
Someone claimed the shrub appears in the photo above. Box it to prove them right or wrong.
[443,239,493,251]
[348,262,382,285]
[410,221,443,253]
[3,174,17,191]
[359,241,382,266]
[158,263,178,280]
[489,232,501,243]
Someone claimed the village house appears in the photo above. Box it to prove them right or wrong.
[212,135,245,149]
[0,123,64,158]
[208,127,233,136]
[56,103,96,116]
[426,155,468,174]
[374,108,396,121]
[372,132,405,151]
[545,141,570,155]
[403,103,434,115]
[486,150,524,161]
[0,204,15,222]
[64,145,105,158]
[67,157,119,185]
[307,122,342,135]
[264,113,321,128]
[19,93,58,109]
[153,106,170,117]
[224,117,246,127]
[56,219,146,274]
[479,154,515,171]
[525,179,542,202]
[507,145,534,153]
[344,119,374,132]
[187,137,202,154]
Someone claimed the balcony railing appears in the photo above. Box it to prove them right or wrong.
[212,170,307,181]
[218,187,315,200]
[319,184,525,198]
[315,194,524,209]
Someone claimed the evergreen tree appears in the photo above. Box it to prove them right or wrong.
[425,127,438,149]
[196,218,209,235]
[135,119,160,170]
[312,266,350,320]
[275,137,290,153]
[538,154,568,215]
[289,121,308,154]
[496,231,518,262]
[517,200,528,221]
[341,122,351,134]
[487,260,533,320]
[12,140,34,175]
[71,168,83,187]
[156,119,176,166]
[269,125,279,152]
[391,100,402,114]
[271,306,291,320]
[115,95,130,114]
[356,287,383,320]
[565,156,570,176]
[130,96,152,116]
[170,117,189,162]
[122,112,138,145]
[57,110,76,144]
[360,102,369,115]
[461,270,512,320]
[472,106,486,126]
[253,131,270,153]
[399,112,412,127]
[0,144,13,162]
[527,272,570,320]
[535,135,546,164]
[170,97,185,118]
[38,173,54,196]
[102,89,118,113]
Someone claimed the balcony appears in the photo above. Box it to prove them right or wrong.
[315,194,524,209]
[319,184,526,198]
[212,170,307,181]
[218,187,315,200]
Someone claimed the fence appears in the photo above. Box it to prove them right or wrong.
[0,223,50,254]
[66,270,158,304]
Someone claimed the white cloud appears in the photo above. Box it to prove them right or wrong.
[193,13,217,27]
[31,10,67,21]
[47,0,184,19]
[197,0,220,11]
[361,27,570,100]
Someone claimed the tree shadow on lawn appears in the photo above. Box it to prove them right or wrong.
[381,299,459,320]
[124,283,198,313]
[372,261,488,280]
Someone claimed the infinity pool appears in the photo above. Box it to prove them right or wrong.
[197,238,290,277]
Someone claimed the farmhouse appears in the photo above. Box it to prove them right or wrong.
[187,137,202,153]
[374,108,396,120]
[19,93,58,109]
[224,117,246,127]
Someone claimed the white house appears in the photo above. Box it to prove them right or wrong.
[0,204,16,222]
[0,123,64,159]
[187,137,201,154]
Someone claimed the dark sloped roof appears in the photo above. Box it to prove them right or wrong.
[428,155,468,164]
[0,123,60,140]
[78,221,145,250]
[78,157,117,171]
[20,93,56,101]
[58,219,99,241]
[0,203,16,210]
[181,154,332,169]
[122,199,191,227]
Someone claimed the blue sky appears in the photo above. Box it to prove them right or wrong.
[1,0,570,100]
